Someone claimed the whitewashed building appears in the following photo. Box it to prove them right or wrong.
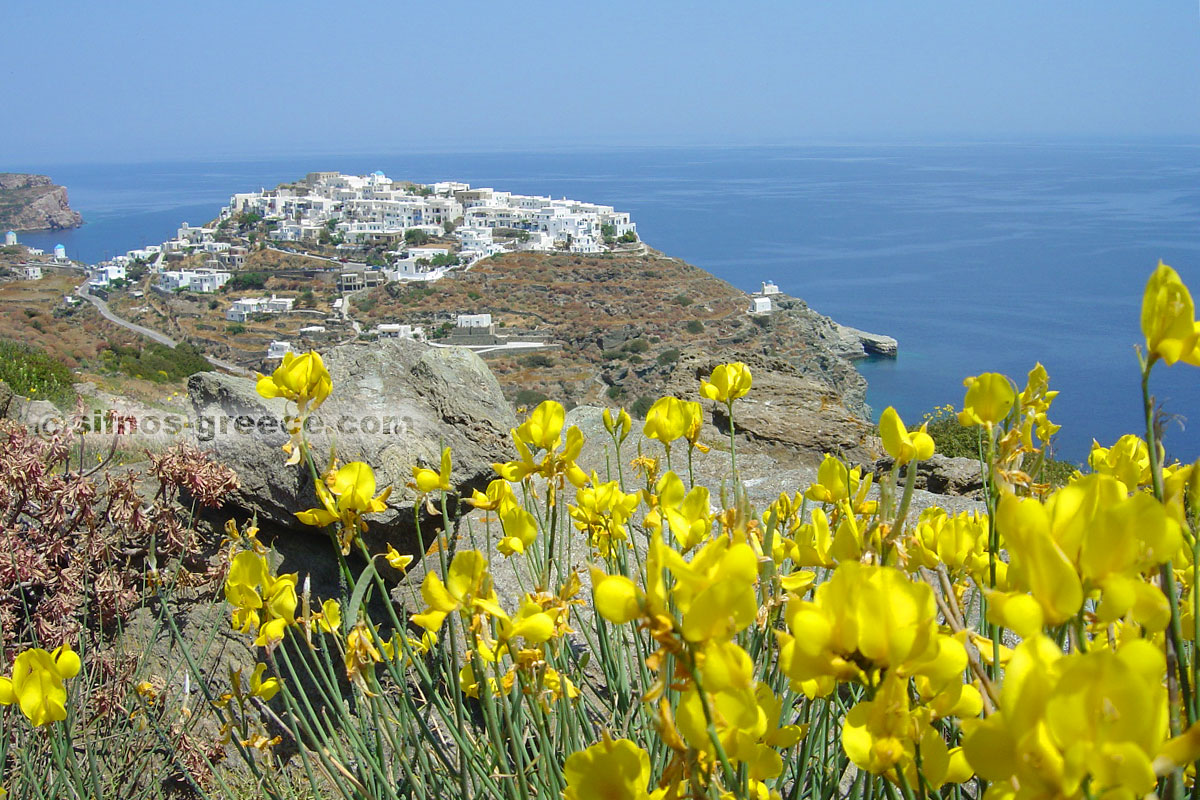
[375,323,424,340]
[4,231,16,246]
[456,313,492,328]
[266,341,294,360]
[157,268,231,293]
[19,264,42,280]
[87,263,126,289]
[226,295,294,322]
[750,296,773,314]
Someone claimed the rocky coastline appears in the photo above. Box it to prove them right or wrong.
[0,173,83,231]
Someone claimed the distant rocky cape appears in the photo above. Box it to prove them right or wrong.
[0,173,83,231]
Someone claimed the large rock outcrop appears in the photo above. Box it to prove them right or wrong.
[0,173,83,231]
[187,338,516,554]
[661,353,877,463]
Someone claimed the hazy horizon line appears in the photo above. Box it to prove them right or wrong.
[10,134,1200,172]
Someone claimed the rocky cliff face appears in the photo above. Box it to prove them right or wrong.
[0,173,83,231]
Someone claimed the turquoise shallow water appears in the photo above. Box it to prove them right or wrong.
[13,143,1200,462]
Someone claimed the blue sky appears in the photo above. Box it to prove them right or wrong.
[4,1,1200,163]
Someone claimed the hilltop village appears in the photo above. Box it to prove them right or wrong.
[43,171,665,362]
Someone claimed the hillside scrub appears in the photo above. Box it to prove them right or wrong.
[0,339,77,407]
[3,263,1200,800]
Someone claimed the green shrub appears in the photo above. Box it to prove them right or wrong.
[103,341,212,383]
[0,340,76,407]
[631,395,655,419]
[515,388,548,407]
[657,348,680,365]
[522,354,555,368]
[606,384,625,400]
[685,320,704,334]
[228,271,268,291]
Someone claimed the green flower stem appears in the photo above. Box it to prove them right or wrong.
[727,399,738,480]
[1143,355,1196,735]
[893,461,919,541]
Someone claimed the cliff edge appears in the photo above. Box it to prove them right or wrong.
[0,173,83,231]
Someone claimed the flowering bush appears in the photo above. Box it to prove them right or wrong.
[3,261,1200,800]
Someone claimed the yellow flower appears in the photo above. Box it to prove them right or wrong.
[255,350,332,413]
[878,406,935,465]
[842,672,920,775]
[411,446,452,494]
[563,736,651,800]
[1141,260,1200,366]
[681,399,709,453]
[645,471,712,551]
[994,493,1082,626]
[493,401,587,488]
[663,538,758,643]
[603,407,633,443]
[590,567,642,624]
[497,503,539,556]
[779,562,938,693]
[699,362,753,403]
[384,544,414,572]
[410,550,491,633]
[957,373,1015,428]
[1088,434,1151,490]
[316,598,341,633]
[642,396,690,446]
[295,461,392,554]
[518,399,566,453]
[224,551,298,643]
[344,623,384,692]
[248,663,281,701]
[466,477,517,512]
[963,637,1167,799]
[570,474,641,556]
[0,644,82,727]
[805,453,870,507]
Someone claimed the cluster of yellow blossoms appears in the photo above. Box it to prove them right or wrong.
[202,262,1200,800]
[0,644,81,727]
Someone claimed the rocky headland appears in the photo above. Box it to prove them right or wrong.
[0,173,83,231]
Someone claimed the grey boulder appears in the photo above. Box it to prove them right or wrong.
[187,338,516,555]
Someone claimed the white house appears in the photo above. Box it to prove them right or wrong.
[177,223,216,244]
[266,341,294,360]
[157,268,231,293]
[229,295,295,321]
[376,323,424,340]
[456,313,492,328]
[750,296,773,314]
[87,263,126,289]
[761,281,781,296]
[19,265,42,280]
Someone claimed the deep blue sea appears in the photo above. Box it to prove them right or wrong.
[13,144,1200,463]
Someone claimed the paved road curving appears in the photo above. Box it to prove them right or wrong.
[76,283,253,377]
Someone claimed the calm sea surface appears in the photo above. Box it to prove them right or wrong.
[14,144,1200,462]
